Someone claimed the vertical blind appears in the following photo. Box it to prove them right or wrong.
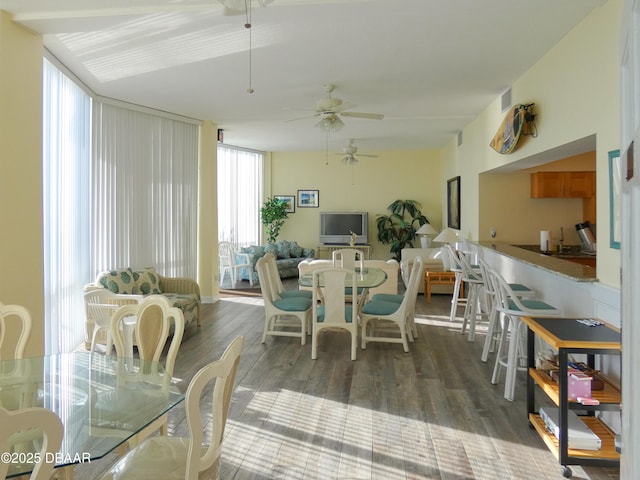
[217,145,263,247]
[91,102,199,278]
[42,58,91,354]
[43,59,200,353]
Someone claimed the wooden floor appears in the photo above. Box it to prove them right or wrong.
[76,287,620,480]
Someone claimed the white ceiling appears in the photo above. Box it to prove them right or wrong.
[1,0,606,153]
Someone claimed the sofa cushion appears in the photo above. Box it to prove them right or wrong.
[132,267,162,295]
[97,268,136,294]
[264,243,279,257]
[289,241,303,258]
[276,240,291,259]
[163,293,200,325]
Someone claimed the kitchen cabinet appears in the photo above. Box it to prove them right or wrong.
[530,171,595,198]
[523,316,621,478]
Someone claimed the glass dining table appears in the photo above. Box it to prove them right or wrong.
[298,266,388,290]
[0,352,184,478]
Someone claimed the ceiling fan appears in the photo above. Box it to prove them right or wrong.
[288,84,384,132]
[218,0,274,15]
[336,139,378,165]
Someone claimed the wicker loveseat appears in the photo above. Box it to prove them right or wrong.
[235,240,314,284]
[83,266,201,348]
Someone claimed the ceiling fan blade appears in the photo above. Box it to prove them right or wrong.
[357,154,378,158]
[341,111,384,120]
[284,114,319,122]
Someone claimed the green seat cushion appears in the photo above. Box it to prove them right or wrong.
[371,293,403,304]
[279,290,313,300]
[361,300,401,316]
[273,297,312,311]
[506,298,556,311]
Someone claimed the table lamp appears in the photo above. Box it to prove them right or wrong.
[433,228,460,245]
[416,223,438,248]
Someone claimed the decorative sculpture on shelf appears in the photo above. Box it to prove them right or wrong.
[349,231,357,247]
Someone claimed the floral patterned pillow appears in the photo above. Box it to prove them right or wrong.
[132,267,163,295]
[97,268,136,294]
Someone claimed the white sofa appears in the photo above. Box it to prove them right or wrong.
[400,248,454,294]
[297,259,399,297]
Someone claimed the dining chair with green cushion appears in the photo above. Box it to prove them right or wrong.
[257,257,312,345]
[0,406,63,480]
[0,304,32,360]
[100,336,244,480]
[263,252,312,300]
[331,248,364,270]
[360,257,423,352]
[311,268,359,361]
[108,295,185,448]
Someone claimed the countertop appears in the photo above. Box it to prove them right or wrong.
[478,242,598,282]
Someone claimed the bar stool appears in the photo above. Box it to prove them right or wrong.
[487,266,561,401]
[446,245,485,341]
[477,259,536,363]
[442,245,468,323]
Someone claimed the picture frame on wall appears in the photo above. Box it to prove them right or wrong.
[447,176,461,229]
[274,195,295,213]
[297,189,319,208]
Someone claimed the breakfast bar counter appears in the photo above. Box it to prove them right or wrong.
[477,242,597,282]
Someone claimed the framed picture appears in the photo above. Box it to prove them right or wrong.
[297,189,319,208]
[447,176,461,229]
[274,195,295,213]
[608,149,621,249]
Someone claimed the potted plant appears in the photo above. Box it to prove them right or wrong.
[260,197,289,243]
[376,199,429,260]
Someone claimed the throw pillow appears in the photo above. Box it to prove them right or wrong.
[97,268,136,294]
[289,241,303,258]
[277,240,291,259]
[264,243,279,257]
[132,267,163,295]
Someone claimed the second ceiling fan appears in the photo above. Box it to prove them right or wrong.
[336,139,377,165]
[289,84,384,132]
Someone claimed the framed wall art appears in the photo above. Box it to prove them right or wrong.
[447,176,461,230]
[274,195,295,213]
[297,189,319,208]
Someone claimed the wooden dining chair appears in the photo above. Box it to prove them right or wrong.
[100,336,244,480]
[0,406,63,480]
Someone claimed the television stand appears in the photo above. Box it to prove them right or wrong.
[316,244,372,260]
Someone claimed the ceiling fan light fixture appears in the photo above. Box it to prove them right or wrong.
[316,97,342,112]
[315,114,344,132]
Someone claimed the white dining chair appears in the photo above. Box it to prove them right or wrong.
[0,304,32,360]
[311,268,359,361]
[100,336,244,480]
[84,289,119,357]
[360,257,423,352]
[0,406,63,480]
[263,252,312,300]
[257,257,312,345]
[331,248,364,270]
[109,295,185,447]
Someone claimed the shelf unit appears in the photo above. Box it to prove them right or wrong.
[522,316,621,478]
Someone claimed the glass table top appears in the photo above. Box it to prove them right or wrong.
[0,352,184,477]
[298,267,388,289]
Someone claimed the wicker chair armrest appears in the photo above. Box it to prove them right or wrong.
[159,275,201,298]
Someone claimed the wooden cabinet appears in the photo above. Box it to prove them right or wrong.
[531,171,595,198]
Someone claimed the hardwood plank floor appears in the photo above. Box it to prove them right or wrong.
[75,289,620,480]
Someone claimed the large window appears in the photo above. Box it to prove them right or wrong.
[42,57,91,354]
[42,59,200,353]
[217,145,264,247]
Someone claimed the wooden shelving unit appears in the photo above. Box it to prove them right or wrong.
[522,316,621,478]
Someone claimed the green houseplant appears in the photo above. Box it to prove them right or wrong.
[260,197,289,243]
[376,199,429,260]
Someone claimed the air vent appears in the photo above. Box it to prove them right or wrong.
[457,131,463,147]
[501,88,512,112]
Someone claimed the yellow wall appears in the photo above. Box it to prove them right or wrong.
[269,149,442,260]
[0,11,45,355]
[441,0,622,287]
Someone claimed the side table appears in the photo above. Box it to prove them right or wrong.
[424,270,461,303]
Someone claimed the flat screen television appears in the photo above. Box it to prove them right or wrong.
[319,212,368,245]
